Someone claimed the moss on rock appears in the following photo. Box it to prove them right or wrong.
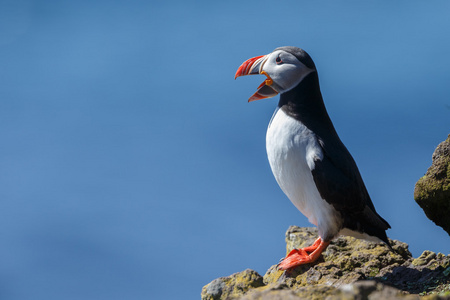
[414,134,450,235]
[201,227,450,300]
[201,269,265,300]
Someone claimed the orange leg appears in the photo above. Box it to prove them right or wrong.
[278,237,330,270]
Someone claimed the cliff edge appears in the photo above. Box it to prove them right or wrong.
[202,226,450,299]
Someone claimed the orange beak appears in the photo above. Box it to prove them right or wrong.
[235,55,279,102]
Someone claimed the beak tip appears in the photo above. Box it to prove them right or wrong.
[234,68,244,80]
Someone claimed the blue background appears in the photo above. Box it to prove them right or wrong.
[1,1,449,299]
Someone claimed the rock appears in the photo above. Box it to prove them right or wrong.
[201,269,264,300]
[263,227,410,289]
[237,283,345,300]
[232,280,422,300]
[264,228,411,293]
[201,227,450,300]
[415,134,450,235]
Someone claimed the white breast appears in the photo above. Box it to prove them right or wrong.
[266,108,342,240]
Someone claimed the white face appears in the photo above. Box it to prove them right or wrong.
[261,50,314,94]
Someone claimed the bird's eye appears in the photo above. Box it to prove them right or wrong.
[276,56,283,64]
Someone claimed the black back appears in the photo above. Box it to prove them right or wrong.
[277,47,391,243]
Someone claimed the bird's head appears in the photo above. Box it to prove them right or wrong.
[235,46,316,102]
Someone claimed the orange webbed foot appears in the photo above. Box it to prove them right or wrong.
[278,238,330,270]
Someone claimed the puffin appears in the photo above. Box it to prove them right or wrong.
[235,46,391,270]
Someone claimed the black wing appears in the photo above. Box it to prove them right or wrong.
[311,136,391,243]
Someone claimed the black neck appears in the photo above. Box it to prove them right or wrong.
[278,72,338,139]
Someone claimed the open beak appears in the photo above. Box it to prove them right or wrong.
[235,55,279,102]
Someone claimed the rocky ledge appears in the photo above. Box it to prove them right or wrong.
[202,226,450,300]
